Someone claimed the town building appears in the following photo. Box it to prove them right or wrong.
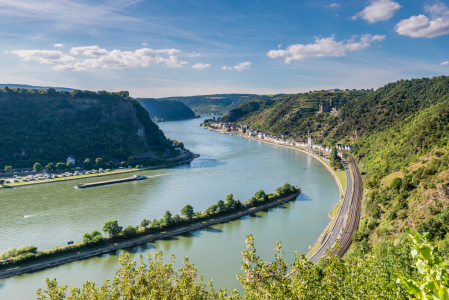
[308,136,314,147]
[67,155,75,164]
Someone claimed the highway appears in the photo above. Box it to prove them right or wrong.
[309,153,362,263]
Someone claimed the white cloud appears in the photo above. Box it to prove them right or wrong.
[267,34,385,63]
[189,52,201,57]
[355,0,401,23]
[222,62,252,72]
[395,1,449,38]
[278,44,282,48]
[192,63,210,69]
[142,42,148,46]
[53,43,64,48]
[70,45,108,57]
[441,61,449,65]
[10,46,187,71]
[328,3,340,8]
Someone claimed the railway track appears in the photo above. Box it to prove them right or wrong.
[330,153,363,257]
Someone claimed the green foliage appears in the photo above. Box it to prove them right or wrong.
[102,220,123,237]
[418,208,449,240]
[164,210,172,226]
[181,204,194,220]
[0,247,17,259]
[137,98,196,120]
[0,88,172,169]
[140,218,150,228]
[66,161,75,169]
[4,165,12,172]
[397,227,449,299]
[123,226,137,239]
[82,230,104,246]
[83,158,92,170]
[45,163,54,171]
[33,162,43,172]
[56,162,66,170]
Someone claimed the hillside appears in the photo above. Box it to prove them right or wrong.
[0,84,74,92]
[137,98,196,121]
[218,76,449,252]
[220,91,366,139]
[0,88,173,169]
[160,94,261,115]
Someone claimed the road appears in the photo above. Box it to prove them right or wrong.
[309,156,355,263]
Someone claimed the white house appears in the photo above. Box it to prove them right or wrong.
[67,155,75,164]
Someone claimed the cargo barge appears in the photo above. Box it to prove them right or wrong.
[75,174,146,188]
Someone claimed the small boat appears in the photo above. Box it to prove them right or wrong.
[75,184,87,189]
[133,174,146,180]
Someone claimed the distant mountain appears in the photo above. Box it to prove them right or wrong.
[137,98,196,121]
[0,88,173,169]
[0,84,75,92]
[159,94,262,115]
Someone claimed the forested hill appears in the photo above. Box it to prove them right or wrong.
[220,90,366,139]
[219,76,449,252]
[159,94,262,115]
[137,98,196,121]
[0,87,173,168]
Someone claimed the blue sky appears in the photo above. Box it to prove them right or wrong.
[0,0,448,97]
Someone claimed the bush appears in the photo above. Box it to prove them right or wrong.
[398,211,407,220]
[13,253,35,263]
[387,211,397,220]
[123,226,137,239]
[15,245,37,256]
[0,247,16,259]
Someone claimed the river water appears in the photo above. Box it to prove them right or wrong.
[0,117,339,298]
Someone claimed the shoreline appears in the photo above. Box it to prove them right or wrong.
[0,190,300,279]
[204,127,347,257]
[0,155,198,189]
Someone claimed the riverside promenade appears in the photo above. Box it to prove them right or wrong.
[0,190,300,279]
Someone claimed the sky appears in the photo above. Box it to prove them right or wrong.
[0,0,448,97]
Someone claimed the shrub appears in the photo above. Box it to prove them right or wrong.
[123,226,137,239]
[0,247,16,259]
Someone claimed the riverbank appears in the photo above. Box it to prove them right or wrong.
[0,154,198,189]
[204,127,347,259]
[0,189,300,279]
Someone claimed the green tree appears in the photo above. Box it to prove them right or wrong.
[66,161,75,169]
[4,166,12,172]
[95,158,103,167]
[164,211,172,226]
[140,219,150,228]
[255,190,266,201]
[181,205,194,221]
[120,161,127,168]
[173,214,181,225]
[83,158,93,170]
[217,200,225,212]
[151,219,159,229]
[46,163,54,172]
[102,220,123,237]
[123,226,137,239]
[33,162,43,172]
[56,162,66,170]
[0,179,5,185]
[83,230,104,245]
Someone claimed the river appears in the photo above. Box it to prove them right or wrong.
[0,116,339,298]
